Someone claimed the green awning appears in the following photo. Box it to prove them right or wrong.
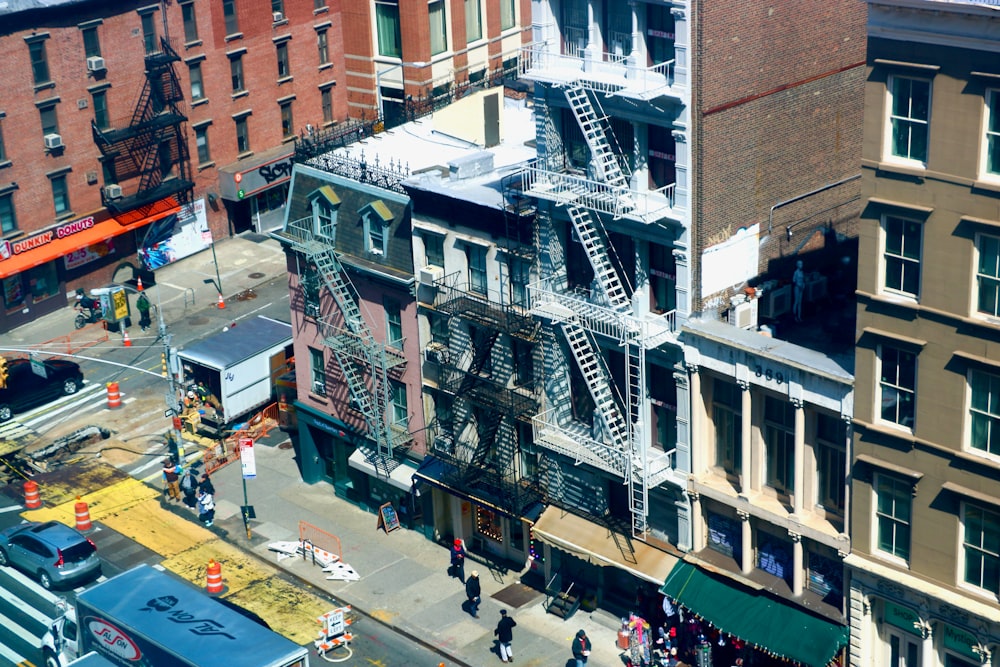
[660,561,848,667]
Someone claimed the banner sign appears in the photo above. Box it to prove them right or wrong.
[239,437,256,479]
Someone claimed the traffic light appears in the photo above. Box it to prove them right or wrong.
[0,357,7,389]
[161,353,168,378]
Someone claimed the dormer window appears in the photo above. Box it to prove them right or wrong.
[361,199,393,256]
[310,185,340,240]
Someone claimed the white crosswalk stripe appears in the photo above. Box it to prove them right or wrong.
[0,568,60,667]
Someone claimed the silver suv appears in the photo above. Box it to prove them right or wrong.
[0,521,100,589]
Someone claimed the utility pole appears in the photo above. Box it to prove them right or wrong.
[157,290,184,461]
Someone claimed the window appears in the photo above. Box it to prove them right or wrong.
[713,379,741,475]
[280,102,294,138]
[510,257,530,307]
[970,368,1000,456]
[468,245,487,295]
[977,233,1000,318]
[764,396,794,493]
[513,339,534,386]
[182,3,199,43]
[82,26,101,58]
[875,474,911,562]
[429,312,448,344]
[390,380,408,426]
[424,233,444,267]
[429,0,447,55]
[376,0,402,58]
[189,61,204,100]
[0,119,5,163]
[39,104,59,137]
[141,12,157,54]
[230,55,245,93]
[315,0,327,9]
[302,265,321,318]
[888,75,930,164]
[317,29,329,65]
[362,201,391,256]
[385,297,403,348]
[313,193,337,239]
[883,215,922,298]
[465,0,482,42]
[194,125,211,164]
[321,87,333,124]
[309,347,326,395]
[816,414,846,513]
[986,90,1000,180]
[272,0,285,15]
[51,175,69,217]
[879,345,916,428]
[276,42,290,79]
[500,0,515,30]
[223,0,239,35]
[369,219,385,253]
[963,503,1000,595]
[92,90,109,130]
[235,116,250,153]
[29,40,50,85]
[0,193,16,234]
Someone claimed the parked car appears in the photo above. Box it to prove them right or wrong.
[0,357,84,422]
[0,520,101,589]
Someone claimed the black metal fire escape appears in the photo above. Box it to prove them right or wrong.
[94,37,193,214]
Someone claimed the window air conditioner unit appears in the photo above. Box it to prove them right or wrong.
[86,56,106,72]
[44,134,64,150]
[424,342,448,364]
[759,284,791,319]
[728,299,758,330]
[419,265,444,286]
[103,184,123,200]
[311,380,326,395]
[272,11,284,22]
[434,434,454,452]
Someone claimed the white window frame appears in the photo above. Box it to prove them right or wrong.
[975,231,1000,320]
[873,472,912,565]
[390,379,408,427]
[884,74,931,168]
[960,501,1000,598]
[968,367,1000,459]
[384,296,403,349]
[309,347,326,395]
[815,414,846,515]
[465,0,483,43]
[880,214,923,301]
[981,89,1000,183]
[467,243,488,295]
[876,343,917,431]
[429,0,448,56]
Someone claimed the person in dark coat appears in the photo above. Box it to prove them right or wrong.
[465,570,482,618]
[494,609,516,663]
[573,629,592,667]
[450,538,467,582]
[198,473,215,495]
[179,467,198,508]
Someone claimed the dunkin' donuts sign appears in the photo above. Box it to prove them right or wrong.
[0,216,95,261]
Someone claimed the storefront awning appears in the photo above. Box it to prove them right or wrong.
[531,506,679,585]
[347,449,417,492]
[661,561,848,667]
[0,205,180,280]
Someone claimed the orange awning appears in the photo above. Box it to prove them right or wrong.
[0,204,180,280]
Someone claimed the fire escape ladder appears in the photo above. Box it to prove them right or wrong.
[458,329,501,395]
[469,410,505,472]
[626,343,648,537]
[560,319,630,451]
[309,242,396,467]
[567,205,631,312]
[563,86,629,190]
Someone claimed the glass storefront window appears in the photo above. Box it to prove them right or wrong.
[27,262,58,304]
[3,274,25,310]
[476,506,503,544]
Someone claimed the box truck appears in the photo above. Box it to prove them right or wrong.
[42,564,309,667]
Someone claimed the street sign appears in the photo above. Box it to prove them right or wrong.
[239,437,256,479]
[29,353,47,379]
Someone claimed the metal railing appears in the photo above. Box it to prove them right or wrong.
[519,42,676,99]
[531,408,629,477]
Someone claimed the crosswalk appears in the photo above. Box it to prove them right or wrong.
[0,566,63,667]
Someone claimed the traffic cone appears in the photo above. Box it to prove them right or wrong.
[217,293,225,309]
[136,276,144,292]
[123,330,132,347]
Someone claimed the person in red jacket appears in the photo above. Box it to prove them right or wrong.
[573,629,592,666]
[449,538,467,582]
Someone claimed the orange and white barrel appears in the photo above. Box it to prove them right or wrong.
[107,382,122,409]
[74,496,92,531]
[23,480,41,509]
[206,559,224,594]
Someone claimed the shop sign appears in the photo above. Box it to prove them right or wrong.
[221,155,294,201]
[65,238,115,271]
[942,624,980,661]
[0,217,95,261]
[883,602,920,635]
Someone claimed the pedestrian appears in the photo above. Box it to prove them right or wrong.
[197,488,215,527]
[465,570,481,618]
[161,459,180,502]
[136,292,151,332]
[494,609,516,663]
[572,629,592,667]
[198,472,215,495]
[179,466,198,508]
[450,537,467,582]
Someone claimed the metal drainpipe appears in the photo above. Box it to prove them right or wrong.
[767,173,862,235]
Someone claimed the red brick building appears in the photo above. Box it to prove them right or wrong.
[0,0,349,332]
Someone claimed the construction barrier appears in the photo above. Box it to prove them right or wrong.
[205,559,223,594]
[106,382,121,409]
[74,497,92,531]
[202,403,279,476]
[23,480,41,509]
[299,521,342,565]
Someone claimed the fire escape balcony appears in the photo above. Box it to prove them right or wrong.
[521,165,679,227]
[529,279,677,349]
[532,408,628,478]
[436,363,538,421]
[319,320,407,371]
[519,41,679,102]
[428,274,539,341]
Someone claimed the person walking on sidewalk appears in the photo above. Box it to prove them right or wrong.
[450,538,467,582]
[465,570,482,618]
[179,467,198,508]
[161,459,181,502]
[199,472,215,495]
[494,609,516,663]
[197,488,215,527]
[572,629,592,667]
[136,292,152,332]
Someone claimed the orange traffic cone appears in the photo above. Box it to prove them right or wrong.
[123,330,132,347]
[137,276,144,292]
[217,293,225,309]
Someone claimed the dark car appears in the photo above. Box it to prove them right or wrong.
[0,357,84,422]
[0,520,101,590]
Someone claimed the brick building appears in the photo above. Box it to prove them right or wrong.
[0,0,348,333]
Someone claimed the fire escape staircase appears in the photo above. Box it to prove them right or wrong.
[93,37,193,213]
